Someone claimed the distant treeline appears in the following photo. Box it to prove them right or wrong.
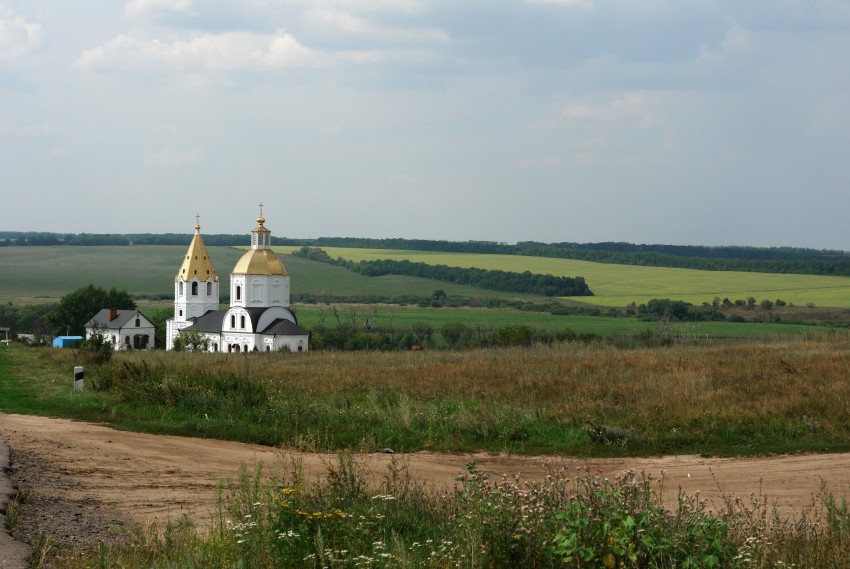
[4,232,850,276]
[0,232,300,247]
[294,247,593,297]
[307,237,850,276]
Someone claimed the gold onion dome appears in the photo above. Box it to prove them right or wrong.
[176,218,218,282]
[232,249,289,276]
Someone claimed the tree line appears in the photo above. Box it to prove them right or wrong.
[293,247,593,297]
[5,232,850,276]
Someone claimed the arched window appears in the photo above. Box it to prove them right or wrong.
[240,315,246,329]
[207,282,212,295]
[266,346,270,352]
[179,309,183,317]
[236,285,241,301]
[191,282,198,295]
[178,282,184,295]
[135,318,140,327]
[230,315,236,328]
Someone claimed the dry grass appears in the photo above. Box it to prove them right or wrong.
[73,331,850,456]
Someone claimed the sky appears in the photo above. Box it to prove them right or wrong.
[1,1,849,249]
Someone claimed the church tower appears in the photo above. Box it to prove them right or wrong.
[165,217,219,349]
[229,205,291,309]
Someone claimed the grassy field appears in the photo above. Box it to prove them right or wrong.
[0,246,546,306]
[4,245,850,312]
[293,246,850,308]
[4,334,850,457]
[7,329,850,567]
[292,305,830,339]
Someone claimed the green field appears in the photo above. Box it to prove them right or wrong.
[291,246,850,308]
[0,246,546,306]
[293,305,828,339]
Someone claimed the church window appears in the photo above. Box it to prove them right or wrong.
[236,285,241,301]
[230,315,236,328]
[207,282,212,295]
[125,336,130,345]
[179,282,184,295]
[192,282,198,295]
[240,315,246,329]
[135,318,140,327]
[266,346,270,352]
[179,309,183,316]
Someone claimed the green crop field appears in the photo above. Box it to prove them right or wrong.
[1,246,836,340]
[0,246,547,306]
[291,246,850,308]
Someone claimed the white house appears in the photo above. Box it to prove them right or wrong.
[165,208,309,353]
[85,309,155,350]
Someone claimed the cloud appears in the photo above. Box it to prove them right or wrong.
[549,92,661,126]
[146,146,202,166]
[303,6,449,44]
[524,0,593,7]
[74,30,320,72]
[0,11,43,62]
[124,0,196,20]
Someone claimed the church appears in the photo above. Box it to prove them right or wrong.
[165,208,309,352]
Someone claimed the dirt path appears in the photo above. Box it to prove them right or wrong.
[2,413,849,548]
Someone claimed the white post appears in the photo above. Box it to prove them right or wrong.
[73,366,84,392]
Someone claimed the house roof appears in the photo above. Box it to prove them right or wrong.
[85,309,150,330]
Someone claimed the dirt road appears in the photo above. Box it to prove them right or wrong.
[2,413,848,548]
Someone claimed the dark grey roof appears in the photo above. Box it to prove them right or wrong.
[260,318,308,336]
[183,308,307,337]
[85,309,148,329]
[185,310,227,333]
[244,307,267,331]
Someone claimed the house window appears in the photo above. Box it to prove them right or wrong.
[192,282,198,295]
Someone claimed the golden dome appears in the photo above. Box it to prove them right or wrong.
[176,229,219,282]
[232,249,289,276]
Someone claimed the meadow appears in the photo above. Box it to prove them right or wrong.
[6,336,850,567]
[297,246,850,308]
[5,334,850,458]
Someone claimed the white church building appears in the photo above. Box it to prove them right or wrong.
[165,209,309,353]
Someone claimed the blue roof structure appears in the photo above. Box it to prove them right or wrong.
[52,336,83,348]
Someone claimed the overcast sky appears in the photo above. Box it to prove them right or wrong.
[1,1,849,249]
